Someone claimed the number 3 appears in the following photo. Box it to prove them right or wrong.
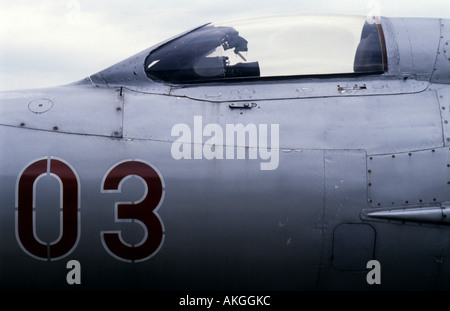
[101,160,165,262]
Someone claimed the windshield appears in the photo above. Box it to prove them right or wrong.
[145,14,387,83]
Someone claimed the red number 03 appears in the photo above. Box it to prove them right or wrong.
[16,158,164,262]
[101,160,165,262]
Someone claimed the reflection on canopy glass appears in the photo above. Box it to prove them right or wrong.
[145,14,387,83]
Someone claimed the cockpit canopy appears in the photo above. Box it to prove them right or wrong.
[145,14,387,83]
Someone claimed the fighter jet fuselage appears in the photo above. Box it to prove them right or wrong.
[0,14,449,290]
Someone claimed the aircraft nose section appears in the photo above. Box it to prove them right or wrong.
[0,90,54,128]
[0,86,124,138]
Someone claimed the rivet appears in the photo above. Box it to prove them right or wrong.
[368,170,372,173]
[20,123,25,127]
[368,183,372,187]
[53,126,59,131]
[392,155,395,158]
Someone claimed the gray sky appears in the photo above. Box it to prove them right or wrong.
[0,0,449,91]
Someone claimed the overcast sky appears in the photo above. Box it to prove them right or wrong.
[0,0,449,91]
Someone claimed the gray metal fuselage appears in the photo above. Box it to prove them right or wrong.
[0,16,449,290]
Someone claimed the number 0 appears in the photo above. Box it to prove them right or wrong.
[16,158,80,261]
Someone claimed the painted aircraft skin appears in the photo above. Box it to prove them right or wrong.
[0,13,449,290]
